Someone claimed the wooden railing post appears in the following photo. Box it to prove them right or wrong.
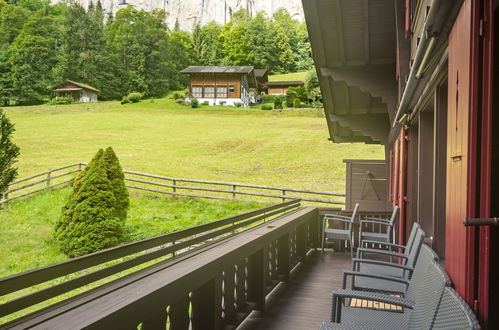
[141,304,167,330]
[46,170,52,187]
[277,234,290,281]
[173,179,176,192]
[296,223,307,262]
[282,190,286,202]
[247,249,265,311]
[192,279,220,330]
[169,295,190,330]
[232,185,236,199]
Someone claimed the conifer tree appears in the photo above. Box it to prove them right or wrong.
[100,147,129,221]
[55,148,128,257]
[0,109,20,196]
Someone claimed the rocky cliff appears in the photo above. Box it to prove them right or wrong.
[60,0,304,31]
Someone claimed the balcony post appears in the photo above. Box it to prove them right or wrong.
[296,223,307,262]
[277,234,290,281]
[192,278,220,330]
[141,304,167,330]
[247,249,265,311]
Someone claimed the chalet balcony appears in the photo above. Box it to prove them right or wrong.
[0,201,393,330]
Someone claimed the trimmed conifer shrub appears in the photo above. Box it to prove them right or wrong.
[0,109,20,196]
[100,147,129,221]
[55,147,129,257]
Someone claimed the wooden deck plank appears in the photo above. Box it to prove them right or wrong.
[237,251,351,330]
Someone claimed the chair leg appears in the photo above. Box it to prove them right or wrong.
[350,239,353,259]
[321,224,325,258]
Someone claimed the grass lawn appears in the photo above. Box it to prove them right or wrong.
[268,71,309,82]
[0,187,261,278]
[5,93,383,193]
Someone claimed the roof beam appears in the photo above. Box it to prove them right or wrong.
[333,0,346,66]
[363,0,370,65]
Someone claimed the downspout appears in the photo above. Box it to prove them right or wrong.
[392,0,443,126]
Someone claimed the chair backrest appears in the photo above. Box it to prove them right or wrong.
[407,261,451,329]
[349,203,360,223]
[432,287,481,330]
[384,205,399,235]
[405,228,425,268]
[405,222,421,255]
[406,244,441,300]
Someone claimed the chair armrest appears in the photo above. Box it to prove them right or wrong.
[360,219,393,226]
[361,240,407,250]
[352,258,414,273]
[342,270,410,288]
[331,289,414,322]
[361,216,391,223]
[324,214,352,220]
[322,217,353,224]
[357,248,407,260]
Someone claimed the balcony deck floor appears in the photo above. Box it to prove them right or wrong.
[237,250,351,330]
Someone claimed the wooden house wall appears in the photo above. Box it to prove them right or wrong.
[188,73,243,98]
[268,87,289,95]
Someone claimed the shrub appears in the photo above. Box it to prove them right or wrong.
[293,98,302,108]
[234,102,243,107]
[274,97,283,109]
[286,89,297,107]
[54,148,129,257]
[121,96,130,105]
[0,109,20,196]
[262,94,275,103]
[127,92,142,103]
[261,105,273,110]
[50,96,73,105]
[203,101,210,105]
[172,92,184,100]
[219,101,226,106]
[100,147,129,221]
[289,86,307,102]
[175,98,184,104]
[191,98,199,108]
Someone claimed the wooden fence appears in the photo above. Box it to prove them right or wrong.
[1,163,346,207]
[0,200,305,327]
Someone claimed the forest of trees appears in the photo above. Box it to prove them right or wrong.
[0,0,314,105]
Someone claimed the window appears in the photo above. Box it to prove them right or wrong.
[216,86,227,98]
[204,86,215,98]
[192,86,202,98]
[228,86,235,93]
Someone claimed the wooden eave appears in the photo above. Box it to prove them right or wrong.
[302,0,397,145]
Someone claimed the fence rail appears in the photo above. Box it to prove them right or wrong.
[0,200,303,327]
[1,163,346,206]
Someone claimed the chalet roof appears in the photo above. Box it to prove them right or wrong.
[266,81,304,87]
[53,80,100,93]
[180,66,254,74]
[254,69,268,78]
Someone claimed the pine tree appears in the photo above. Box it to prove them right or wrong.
[0,109,20,196]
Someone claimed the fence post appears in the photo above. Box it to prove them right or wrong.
[173,179,176,192]
[282,190,286,202]
[232,185,236,199]
[3,191,8,202]
[46,170,52,187]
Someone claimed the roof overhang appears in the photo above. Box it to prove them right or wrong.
[303,0,397,145]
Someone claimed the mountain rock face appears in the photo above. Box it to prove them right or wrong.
[62,0,304,31]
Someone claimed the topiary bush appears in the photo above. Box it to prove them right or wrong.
[191,98,199,108]
[262,94,275,103]
[261,104,273,110]
[100,147,129,221]
[234,102,243,107]
[54,148,129,257]
[127,92,142,103]
[121,96,130,105]
[293,98,301,108]
[274,97,283,109]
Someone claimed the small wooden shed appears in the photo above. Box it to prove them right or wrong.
[266,81,305,95]
[53,80,99,103]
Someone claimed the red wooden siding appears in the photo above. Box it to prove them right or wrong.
[445,0,475,306]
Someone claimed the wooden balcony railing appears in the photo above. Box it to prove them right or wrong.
[1,201,319,329]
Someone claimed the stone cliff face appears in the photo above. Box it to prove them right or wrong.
[59,0,304,31]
